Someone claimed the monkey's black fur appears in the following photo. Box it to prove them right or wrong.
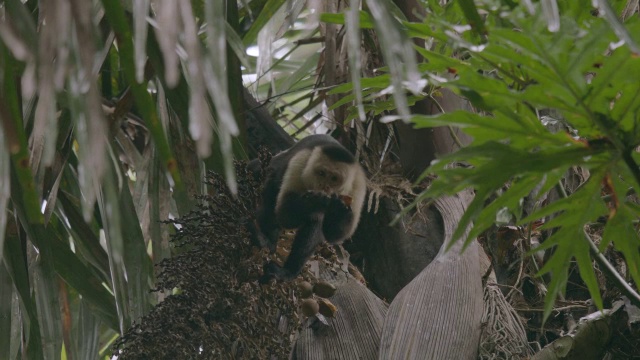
[251,135,365,282]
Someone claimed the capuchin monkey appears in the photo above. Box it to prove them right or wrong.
[251,134,367,282]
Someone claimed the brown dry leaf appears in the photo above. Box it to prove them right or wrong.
[317,298,338,318]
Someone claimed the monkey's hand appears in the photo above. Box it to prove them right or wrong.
[259,262,296,283]
[323,195,354,244]
[328,194,352,215]
[302,190,331,211]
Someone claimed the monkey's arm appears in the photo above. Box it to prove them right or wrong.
[261,214,325,282]
[255,174,281,250]
[276,191,329,229]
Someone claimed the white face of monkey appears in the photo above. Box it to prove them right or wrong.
[301,149,354,195]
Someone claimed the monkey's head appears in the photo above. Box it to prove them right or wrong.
[301,145,357,195]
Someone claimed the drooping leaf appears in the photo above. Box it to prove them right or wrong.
[2,220,44,360]
[31,248,63,360]
[72,296,103,360]
[365,0,424,122]
[0,252,16,360]
[595,0,640,53]
[242,0,287,46]
[102,0,187,207]
[0,113,10,261]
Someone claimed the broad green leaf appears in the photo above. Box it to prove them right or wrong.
[319,11,375,29]
[32,250,63,360]
[57,187,110,283]
[102,0,187,207]
[610,81,640,138]
[10,159,118,332]
[538,239,572,319]
[145,34,197,214]
[472,174,545,238]
[115,159,153,321]
[97,166,129,334]
[42,111,74,225]
[242,0,286,46]
[3,0,37,53]
[1,51,42,225]
[517,85,590,122]
[411,111,558,143]
[44,222,120,331]
[329,74,392,94]
[3,221,44,360]
[415,47,467,72]
[603,206,640,289]
[277,53,321,96]
[148,148,171,262]
[0,116,9,261]
[456,0,488,38]
[596,0,640,53]
[564,20,613,76]
[487,28,546,66]
[365,0,423,121]
[405,22,449,43]
[590,44,640,132]
[453,187,491,250]
[225,22,252,70]
[574,238,603,309]
[72,296,102,360]
[521,182,608,230]
[603,165,640,287]
[328,92,357,111]
[0,258,15,360]
[532,174,607,319]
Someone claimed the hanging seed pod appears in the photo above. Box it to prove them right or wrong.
[313,281,337,298]
[301,298,319,317]
[297,281,314,298]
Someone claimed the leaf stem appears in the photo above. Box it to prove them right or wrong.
[556,182,640,307]
[584,228,640,307]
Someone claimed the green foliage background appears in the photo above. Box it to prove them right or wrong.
[413,1,640,319]
[328,0,640,319]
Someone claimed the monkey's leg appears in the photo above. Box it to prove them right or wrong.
[323,195,354,244]
[247,219,274,250]
[261,216,325,282]
[246,158,262,181]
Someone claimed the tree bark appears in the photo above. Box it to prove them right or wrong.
[353,198,444,301]
[292,265,388,360]
[243,87,294,156]
[379,190,483,359]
